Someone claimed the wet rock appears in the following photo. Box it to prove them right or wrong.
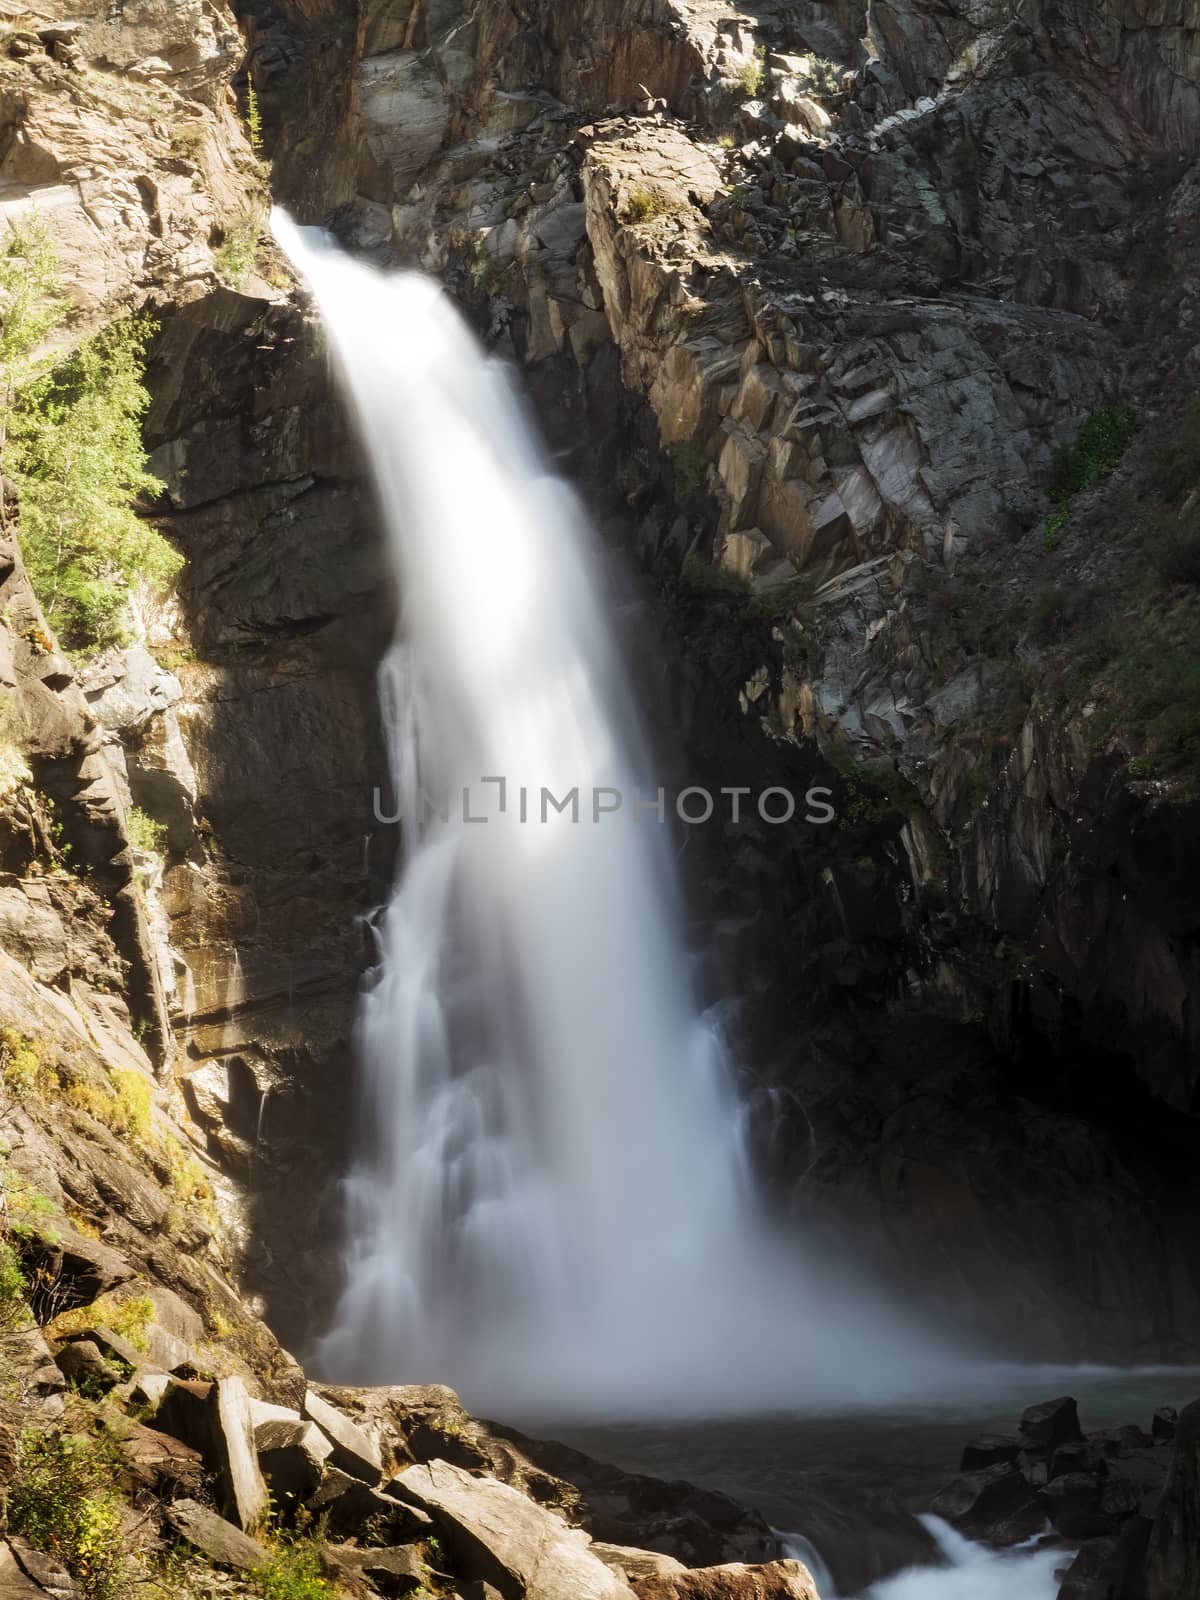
[1021,1398,1084,1455]
[391,1460,636,1599]
[1045,1472,1116,1540]
[304,1387,384,1484]
[929,1461,1043,1538]
[632,1561,820,1599]
[1152,1408,1178,1443]
[1143,1397,1200,1599]
[164,1500,268,1570]
[1055,1536,1119,1600]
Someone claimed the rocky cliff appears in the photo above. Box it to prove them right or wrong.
[217,0,1200,1358]
[2,0,1200,1501]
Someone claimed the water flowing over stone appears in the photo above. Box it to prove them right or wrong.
[273,211,964,1419]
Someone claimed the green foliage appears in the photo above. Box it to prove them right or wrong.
[0,238,177,654]
[0,222,66,401]
[679,553,748,597]
[0,1026,53,1099]
[62,1067,152,1142]
[1043,404,1139,547]
[735,46,766,98]
[9,1431,129,1600]
[252,1543,336,1600]
[1085,610,1200,760]
[215,211,263,289]
[0,1239,27,1327]
[743,578,813,622]
[717,133,736,150]
[245,80,264,155]
[126,805,168,854]
[670,439,709,496]
[52,1292,155,1353]
[624,186,677,224]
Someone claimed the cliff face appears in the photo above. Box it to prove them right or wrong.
[2,0,1200,1382]
[217,0,1200,1356]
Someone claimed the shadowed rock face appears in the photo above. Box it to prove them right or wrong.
[189,0,1200,1361]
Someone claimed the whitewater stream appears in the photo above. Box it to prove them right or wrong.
[271,214,1193,1599]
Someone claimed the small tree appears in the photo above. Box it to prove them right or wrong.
[0,221,180,654]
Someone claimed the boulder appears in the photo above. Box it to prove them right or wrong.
[7,1537,81,1597]
[307,1468,433,1542]
[391,1460,636,1600]
[1152,1408,1178,1442]
[211,1376,270,1531]
[324,1543,426,1591]
[632,1562,821,1600]
[53,1338,121,1393]
[960,1435,1022,1471]
[0,1540,68,1599]
[592,1546,687,1582]
[930,1461,1043,1539]
[1020,1398,1084,1454]
[15,1225,134,1318]
[1055,1536,1119,1600]
[304,1387,384,1484]
[164,1500,268,1570]
[116,1421,204,1497]
[1045,1473,1115,1540]
[256,1418,333,1505]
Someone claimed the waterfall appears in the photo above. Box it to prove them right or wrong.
[274,213,965,1418]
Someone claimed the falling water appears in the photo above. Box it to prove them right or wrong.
[274,213,970,1419]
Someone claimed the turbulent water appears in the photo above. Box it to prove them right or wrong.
[273,212,979,1419]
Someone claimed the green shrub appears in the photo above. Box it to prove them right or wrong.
[1047,404,1139,508]
[679,554,748,597]
[670,439,709,495]
[0,1027,53,1099]
[735,47,765,98]
[215,211,263,288]
[126,805,168,854]
[51,1292,155,1353]
[245,81,264,155]
[0,234,178,655]
[9,1432,129,1600]
[0,1239,28,1328]
[624,186,677,224]
[253,1543,336,1600]
[169,122,206,160]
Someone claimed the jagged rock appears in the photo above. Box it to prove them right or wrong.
[1143,1397,1200,1600]
[307,1468,433,1542]
[929,1461,1042,1537]
[304,1387,384,1484]
[391,1460,636,1600]
[325,1543,426,1591]
[211,1376,270,1531]
[164,1500,268,1570]
[1055,1536,1120,1600]
[15,1224,134,1318]
[116,1420,205,1497]
[632,1563,820,1600]
[1152,1408,1179,1442]
[0,1541,64,1600]
[1021,1398,1084,1455]
[1045,1473,1118,1540]
[592,1546,687,1582]
[256,1418,334,1505]
[52,1338,121,1393]
[7,1538,80,1598]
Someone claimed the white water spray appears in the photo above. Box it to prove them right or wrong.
[274,214,967,1418]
